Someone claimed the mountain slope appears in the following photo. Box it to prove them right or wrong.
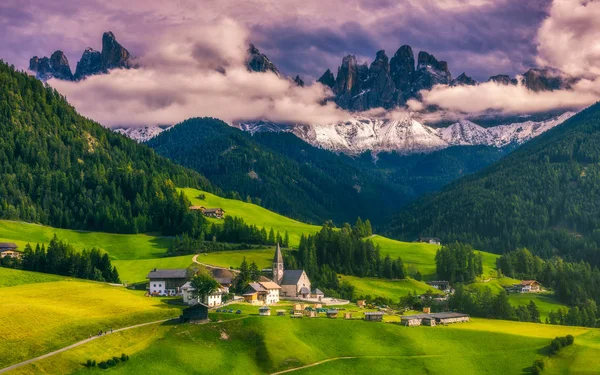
[384,102,600,265]
[0,61,211,234]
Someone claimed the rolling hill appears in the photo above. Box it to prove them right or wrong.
[385,102,600,265]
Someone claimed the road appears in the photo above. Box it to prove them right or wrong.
[0,319,174,374]
[270,357,356,374]
[192,254,240,273]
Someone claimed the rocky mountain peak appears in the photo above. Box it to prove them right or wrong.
[246,44,280,75]
[452,72,477,86]
[29,50,73,80]
[294,75,305,87]
[390,45,415,97]
[101,31,132,70]
[522,68,573,92]
[488,74,518,85]
[74,48,102,80]
[335,55,359,97]
[317,69,335,88]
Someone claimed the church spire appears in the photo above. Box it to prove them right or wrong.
[274,243,283,264]
[273,243,284,285]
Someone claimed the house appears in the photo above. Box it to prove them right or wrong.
[211,269,235,293]
[326,309,338,319]
[146,268,188,296]
[0,243,22,259]
[180,303,209,323]
[364,312,384,322]
[243,281,281,305]
[203,208,225,219]
[357,300,366,308]
[419,237,441,245]
[312,288,324,301]
[181,281,225,307]
[273,244,312,298]
[519,280,542,293]
[401,312,470,327]
[426,281,451,293]
[259,306,271,316]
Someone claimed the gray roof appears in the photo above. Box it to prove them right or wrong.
[0,242,18,249]
[273,243,283,264]
[245,282,267,293]
[364,312,384,316]
[401,312,469,320]
[299,287,310,294]
[146,269,188,279]
[312,288,324,295]
[203,208,223,213]
[215,277,232,285]
[281,270,305,286]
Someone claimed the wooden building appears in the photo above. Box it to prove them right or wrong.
[401,312,470,327]
[0,243,22,259]
[364,312,384,322]
[326,309,339,319]
[180,303,209,323]
[203,208,225,219]
[259,306,271,316]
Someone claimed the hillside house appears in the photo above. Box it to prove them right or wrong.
[419,237,441,245]
[203,208,225,219]
[259,306,271,316]
[147,268,188,296]
[401,312,470,327]
[243,281,281,305]
[0,243,22,259]
[519,280,542,293]
[181,281,226,307]
[272,244,312,298]
[364,312,384,322]
[180,303,209,323]
[211,269,234,293]
[427,281,451,293]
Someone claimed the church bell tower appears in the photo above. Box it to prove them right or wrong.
[273,243,284,284]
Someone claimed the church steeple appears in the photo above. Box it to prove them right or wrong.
[273,243,284,284]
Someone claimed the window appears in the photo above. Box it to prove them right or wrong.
[153,284,156,287]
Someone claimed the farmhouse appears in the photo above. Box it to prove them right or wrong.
[211,269,234,293]
[0,243,22,259]
[273,244,312,298]
[364,312,384,322]
[427,281,451,292]
[243,281,281,305]
[181,281,226,307]
[203,208,225,219]
[519,280,542,293]
[419,237,441,245]
[180,303,209,323]
[401,312,470,327]
[146,268,188,296]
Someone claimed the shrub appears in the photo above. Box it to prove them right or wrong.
[121,353,129,362]
[106,359,116,367]
[566,334,575,345]
[98,361,107,369]
[534,359,545,370]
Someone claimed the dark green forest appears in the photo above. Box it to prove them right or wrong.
[0,62,212,235]
[147,117,508,225]
[385,102,600,266]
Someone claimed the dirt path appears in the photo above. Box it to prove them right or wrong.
[192,254,240,273]
[0,319,174,374]
[270,357,356,375]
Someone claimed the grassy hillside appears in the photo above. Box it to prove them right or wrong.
[0,273,183,369]
[13,315,598,375]
[508,292,568,322]
[371,235,498,280]
[340,275,439,300]
[0,267,64,287]
[182,188,321,247]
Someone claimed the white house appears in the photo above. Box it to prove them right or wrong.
[181,281,225,307]
[243,281,281,305]
[146,269,188,296]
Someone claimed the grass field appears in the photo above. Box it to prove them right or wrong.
[0,267,65,287]
[112,255,195,284]
[181,188,321,247]
[0,272,184,369]
[508,292,568,322]
[339,275,439,300]
[0,220,170,260]
[18,314,598,375]
[370,235,498,280]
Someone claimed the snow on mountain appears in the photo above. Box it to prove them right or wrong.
[114,126,167,142]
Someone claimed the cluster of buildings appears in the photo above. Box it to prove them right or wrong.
[505,280,542,293]
[189,206,225,219]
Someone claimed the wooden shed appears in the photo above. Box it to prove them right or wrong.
[180,303,209,323]
[364,312,384,322]
[326,309,339,319]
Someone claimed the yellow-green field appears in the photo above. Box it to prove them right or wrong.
[181,188,321,247]
[0,267,65,287]
[0,272,183,369]
[371,235,498,280]
[340,275,439,300]
[0,220,170,260]
[508,292,568,322]
[10,313,598,375]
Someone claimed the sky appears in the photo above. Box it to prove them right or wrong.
[2,0,600,127]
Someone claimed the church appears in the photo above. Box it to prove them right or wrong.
[273,244,312,298]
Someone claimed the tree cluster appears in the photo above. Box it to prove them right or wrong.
[435,242,484,283]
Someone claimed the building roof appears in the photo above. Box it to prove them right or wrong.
[312,288,324,295]
[259,306,271,311]
[419,237,441,242]
[246,282,267,293]
[281,270,305,286]
[203,208,224,213]
[427,281,449,286]
[189,205,205,210]
[259,281,282,290]
[364,312,384,316]
[0,242,18,249]
[401,312,469,320]
[521,280,540,286]
[299,287,310,294]
[212,268,235,279]
[147,268,188,279]
[273,243,283,264]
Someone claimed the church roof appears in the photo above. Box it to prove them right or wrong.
[281,270,305,286]
[273,243,283,264]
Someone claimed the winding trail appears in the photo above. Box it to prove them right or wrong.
[270,357,356,375]
[0,319,174,374]
[192,254,240,273]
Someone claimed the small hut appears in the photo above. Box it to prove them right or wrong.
[326,309,339,319]
[364,312,384,322]
[180,303,209,323]
[423,307,431,314]
[259,306,271,316]
[344,312,353,320]
[293,303,305,312]
[357,300,366,308]
[276,310,286,316]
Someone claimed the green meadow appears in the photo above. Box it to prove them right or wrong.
[181,188,321,247]
[0,267,65,287]
[339,275,439,300]
[0,272,183,369]
[12,315,598,375]
[508,292,568,322]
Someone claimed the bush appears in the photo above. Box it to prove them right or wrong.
[566,334,574,345]
[85,359,96,368]
[534,359,545,370]
[121,353,129,362]
[98,361,107,369]
[106,359,116,367]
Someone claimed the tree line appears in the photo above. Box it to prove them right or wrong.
[1,234,120,283]
[435,242,484,283]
